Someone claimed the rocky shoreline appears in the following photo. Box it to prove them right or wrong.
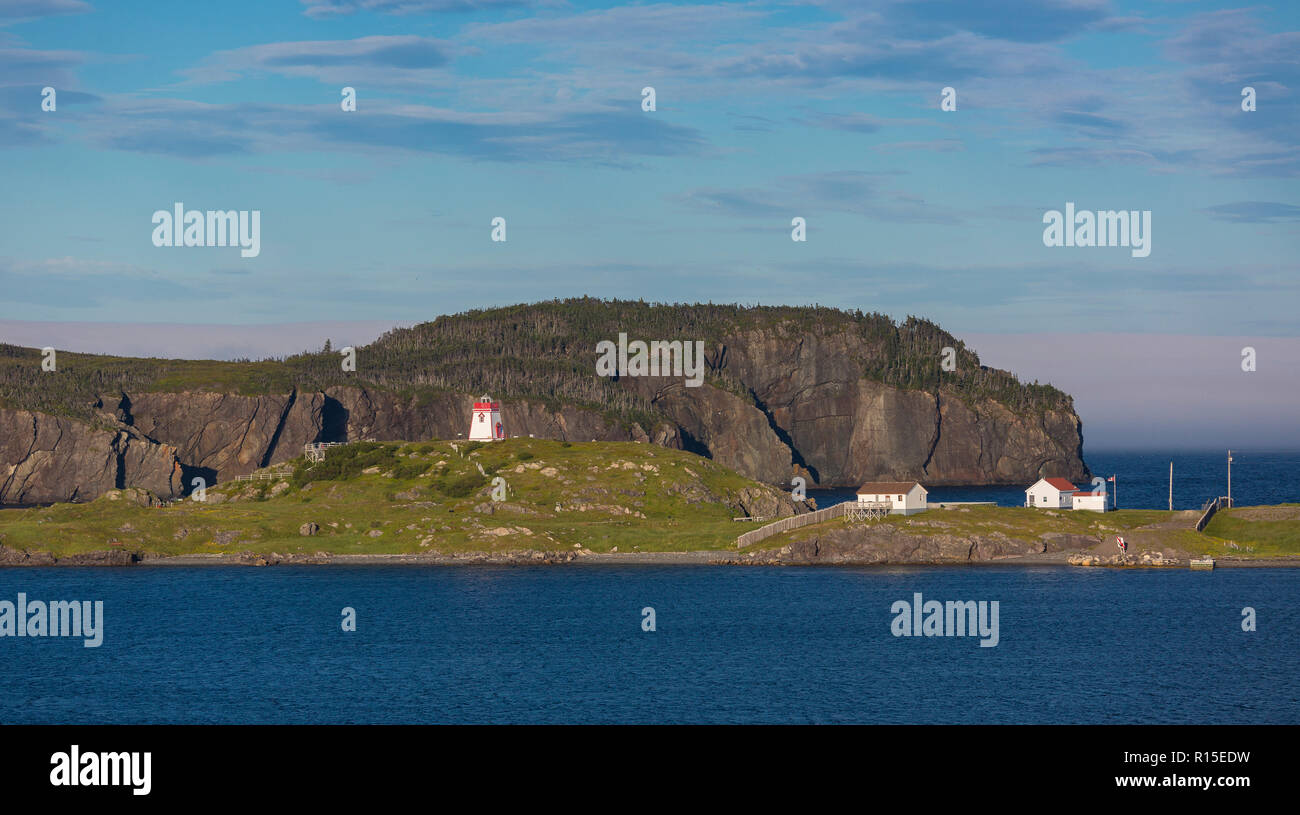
[2,544,1296,568]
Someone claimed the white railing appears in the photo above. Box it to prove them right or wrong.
[304,441,347,462]
[736,501,851,548]
[303,439,377,462]
[843,501,891,521]
[233,471,292,482]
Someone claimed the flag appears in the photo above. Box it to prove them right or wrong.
[1107,475,1115,482]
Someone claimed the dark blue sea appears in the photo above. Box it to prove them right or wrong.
[811,449,1300,510]
[0,565,1296,724]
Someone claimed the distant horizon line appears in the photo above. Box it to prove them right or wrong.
[1084,447,1300,454]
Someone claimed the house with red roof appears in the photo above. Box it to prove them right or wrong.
[1025,477,1079,508]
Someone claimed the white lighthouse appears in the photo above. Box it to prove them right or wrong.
[469,395,504,441]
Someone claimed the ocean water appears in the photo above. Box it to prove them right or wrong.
[811,449,1300,510]
[0,565,1295,724]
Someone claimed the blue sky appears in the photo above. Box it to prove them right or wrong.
[0,0,1296,337]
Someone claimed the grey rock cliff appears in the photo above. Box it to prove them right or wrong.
[0,409,183,504]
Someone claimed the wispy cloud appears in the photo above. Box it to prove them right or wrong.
[181,36,456,86]
[799,111,937,133]
[63,96,709,163]
[0,0,91,21]
[677,171,963,224]
[1202,202,1300,224]
[881,0,1118,44]
[300,0,530,19]
[466,3,767,44]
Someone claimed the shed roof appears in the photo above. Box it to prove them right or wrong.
[856,481,924,494]
[1042,477,1078,492]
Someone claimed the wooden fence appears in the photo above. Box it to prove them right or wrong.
[233,471,292,483]
[1195,496,1232,532]
[304,442,348,462]
[735,501,850,548]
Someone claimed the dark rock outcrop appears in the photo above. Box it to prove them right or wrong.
[321,386,679,447]
[727,524,1091,565]
[119,389,323,481]
[0,320,1088,502]
[0,544,142,566]
[717,328,1087,486]
[0,410,183,504]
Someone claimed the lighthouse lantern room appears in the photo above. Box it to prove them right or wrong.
[469,395,505,441]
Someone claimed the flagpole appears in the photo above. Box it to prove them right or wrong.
[1169,461,1173,512]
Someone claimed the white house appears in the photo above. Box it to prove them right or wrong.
[1071,491,1108,512]
[1025,477,1078,508]
[856,481,928,515]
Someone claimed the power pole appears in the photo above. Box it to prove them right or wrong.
[1227,450,1233,507]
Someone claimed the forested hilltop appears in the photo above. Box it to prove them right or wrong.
[0,298,1071,425]
[0,299,1088,499]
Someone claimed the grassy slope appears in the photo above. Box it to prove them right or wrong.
[755,503,1300,559]
[754,505,1194,549]
[0,439,768,557]
[1200,504,1300,556]
[4,439,1293,559]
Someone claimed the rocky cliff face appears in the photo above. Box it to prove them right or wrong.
[0,388,675,503]
[0,409,183,504]
[609,329,1086,487]
[116,390,325,484]
[0,323,1087,503]
[320,387,678,449]
[714,328,1087,486]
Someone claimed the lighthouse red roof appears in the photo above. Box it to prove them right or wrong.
[1044,478,1078,492]
[473,401,499,410]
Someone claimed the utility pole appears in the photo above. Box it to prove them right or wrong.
[1227,450,1233,507]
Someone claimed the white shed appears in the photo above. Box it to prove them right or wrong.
[1025,477,1078,508]
[856,481,928,515]
[1072,491,1107,512]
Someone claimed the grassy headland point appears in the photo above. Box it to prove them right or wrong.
[0,439,1295,565]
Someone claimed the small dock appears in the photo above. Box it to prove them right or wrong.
[1190,557,1216,571]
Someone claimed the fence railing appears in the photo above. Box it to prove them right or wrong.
[1195,496,1232,532]
[736,501,851,548]
[304,442,348,462]
[233,471,292,482]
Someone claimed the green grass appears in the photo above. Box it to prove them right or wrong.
[0,439,770,557]
[751,504,1169,550]
[1200,504,1300,556]
[750,503,1234,556]
[8,453,1294,561]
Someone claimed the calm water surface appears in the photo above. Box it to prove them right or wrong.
[0,565,1295,724]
